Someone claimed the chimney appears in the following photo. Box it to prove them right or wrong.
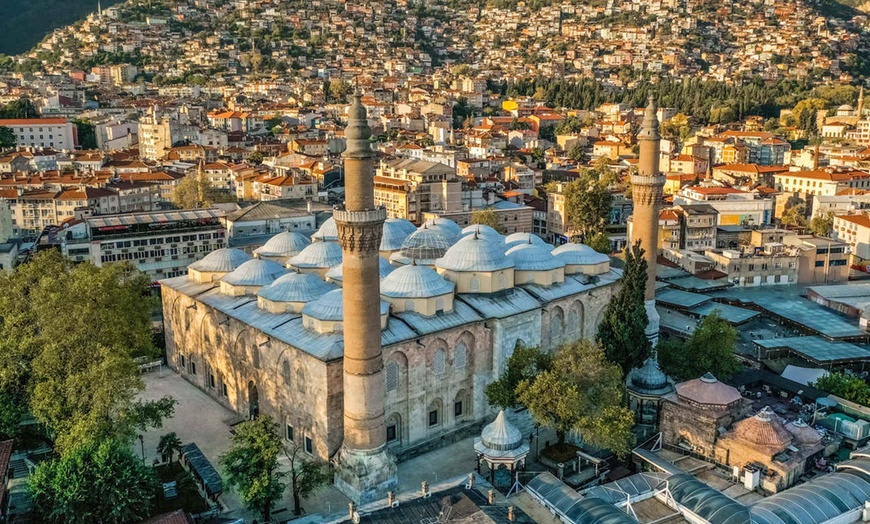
[508,506,515,521]
[487,490,494,504]
[348,503,355,519]
[307,200,312,212]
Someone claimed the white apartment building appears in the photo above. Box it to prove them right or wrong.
[774,169,870,197]
[673,186,773,227]
[833,214,870,261]
[0,118,77,150]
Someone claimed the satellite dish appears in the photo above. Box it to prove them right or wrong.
[352,512,361,524]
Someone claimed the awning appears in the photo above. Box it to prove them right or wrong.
[181,442,223,496]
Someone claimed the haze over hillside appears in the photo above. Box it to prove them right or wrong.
[0,0,124,55]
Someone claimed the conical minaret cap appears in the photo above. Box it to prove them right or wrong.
[345,91,371,141]
[638,95,660,140]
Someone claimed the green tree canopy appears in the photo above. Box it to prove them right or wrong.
[171,173,234,209]
[471,208,504,234]
[157,432,183,465]
[587,232,611,254]
[485,344,552,409]
[809,212,834,237]
[29,439,157,524]
[563,172,613,240]
[285,444,331,515]
[221,415,287,522]
[516,340,633,456]
[812,372,870,406]
[658,310,740,382]
[596,241,650,376]
[0,126,14,149]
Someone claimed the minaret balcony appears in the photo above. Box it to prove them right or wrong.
[630,174,667,187]
[333,207,387,226]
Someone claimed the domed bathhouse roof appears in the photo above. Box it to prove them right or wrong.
[627,357,674,397]
[325,257,395,283]
[420,217,462,244]
[380,264,455,298]
[221,259,287,287]
[785,419,823,445]
[258,272,337,304]
[506,242,565,272]
[474,411,530,464]
[731,406,793,451]
[505,232,547,248]
[436,234,516,273]
[460,224,503,241]
[675,372,743,407]
[551,243,611,275]
[287,241,343,270]
[390,228,452,266]
[254,231,311,259]
[380,218,417,252]
[189,248,251,273]
[311,217,338,242]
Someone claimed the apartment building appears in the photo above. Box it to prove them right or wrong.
[674,186,773,226]
[678,204,718,251]
[0,118,77,150]
[375,158,461,223]
[833,214,870,262]
[774,169,870,197]
[704,248,799,287]
[0,187,120,238]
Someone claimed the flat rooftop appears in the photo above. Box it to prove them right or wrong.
[755,336,870,365]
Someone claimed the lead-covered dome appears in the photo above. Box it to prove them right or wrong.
[551,243,611,275]
[505,232,546,248]
[302,289,390,333]
[506,243,564,271]
[221,259,287,286]
[628,358,673,396]
[311,217,338,242]
[436,234,515,272]
[480,411,523,451]
[189,248,251,273]
[325,257,395,284]
[380,218,416,252]
[391,228,451,266]
[288,241,342,274]
[420,218,462,244]
[258,272,337,305]
[461,224,502,241]
[254,231,311,259]
[381,264,455,298]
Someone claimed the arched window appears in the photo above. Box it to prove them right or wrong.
[550,308,564,348]
[433,349,446,375]
[454,343,467,370]
[469,275,480,293]
[385,361,399,392]
[251,344,260,369]
[296,368,305,392]
[386,413,402,443]
[282,360,292,386]
[428,399,442,428]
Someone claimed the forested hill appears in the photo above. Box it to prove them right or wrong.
[0,0,124,55]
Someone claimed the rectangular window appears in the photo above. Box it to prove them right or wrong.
[454,401,463,418]
[190,361,197,375]
[221,383,228,398]
[208,373,215,389]
[386,424,397,442]
[815,260,825,267]
[180,355,185,369]
[429,410,439,427]
[304,437,313,454]
[286,425,294,441]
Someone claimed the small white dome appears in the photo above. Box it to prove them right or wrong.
[302,289,389,321]
[381,264,455,298]
[325,258,395,282]
[312,217,338,242]
[221,259,287,286]
[420,217,462,243]
[381,218,417,251]
[505,232,547,248]
[506,243,565,271]
[288,241,343,269]
[461,224,502,240]
[257,272,337,303]
[189,248,251,272]
[254,231,311,258]
[436,234,515,272]
[551,243,610,266]
[395,228,452,263]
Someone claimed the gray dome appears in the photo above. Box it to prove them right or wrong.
[257,272,337,303]
[551,243,610,266]
[189,248,251,272]
[397,228,452,262]
[303,289,389,322]
[325,257,395,282]
[254,231,311,258]
[505,232,547,248]
[288,241,343,269]
[480,411,523,452]
[506,243,565,271]
[312,217,338,242]
[420,218,462,243]
[381,264,455,298]
[221,259,287,286]
[436,234,515,272]
[380,218,416,251]
[629,358,673,396]
[461,224,502,240]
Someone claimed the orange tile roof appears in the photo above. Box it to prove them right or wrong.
[838,214,870,228]
[0,118,67,125]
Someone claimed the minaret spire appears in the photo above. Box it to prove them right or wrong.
[858,86,865,118]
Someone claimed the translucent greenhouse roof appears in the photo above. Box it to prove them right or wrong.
[582,472,671,505]
[755,336,870,364]
[525,473,638,524]
[663,474,749,524]
[750,466,870,524]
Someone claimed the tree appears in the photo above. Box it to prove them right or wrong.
[221,415,286,522]
[248,151,265,165]
[792,98,826,136]
[0,250,175,452]
[0,126,14,149]
[72,119,97,149]
[171,173,234,209]
[0,99,38,119]
[516,340,634,456]
[812,372,870,406]
[471,208,504,234]
[809,212,834,237]
[485,344,552,409]
[658,311,740,382]
[596,241,650,376]
[781,202,807,229]
[285,444,331,516]
[587,232,611,254]
[567,142,587,163]
[29,439,157,524]
[157,432,183,465]
[563,172,612,240]
[660,113,692,144]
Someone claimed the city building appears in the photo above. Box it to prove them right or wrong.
[0,118,77,150]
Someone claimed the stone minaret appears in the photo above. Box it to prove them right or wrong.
[630,96,666,345]
[334,92,397,504]
[858,86,865,118]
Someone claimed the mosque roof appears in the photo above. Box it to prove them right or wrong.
[505,232,547,248]
[551,243,610,266]
[302,289,389,322]
[506,242,564,271]
[220,259,286,286]
[436,234,515,272]
[420,217,462,243]
[257,272,337,303]
[380,218,416,251]
[188,248,251,272]
[460,224,503,241]
[325,257,394,281]
[397,228,452,262]
[628,358,673,396]
[381,264,455,298]
[288,241,343,268]
[253,231,311,258]
[311,217,338,241]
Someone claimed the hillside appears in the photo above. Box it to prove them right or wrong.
[0,0,124,55]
